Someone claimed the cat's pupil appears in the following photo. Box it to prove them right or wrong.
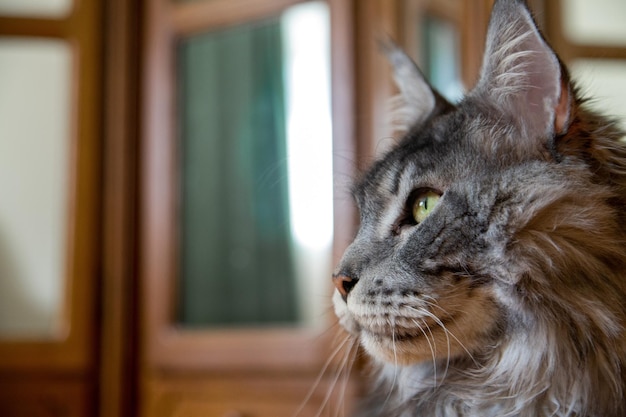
[412,190,441,224]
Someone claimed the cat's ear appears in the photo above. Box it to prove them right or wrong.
[474,0,573,138]
[382,40,453,129]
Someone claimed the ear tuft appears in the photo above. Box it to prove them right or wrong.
[381,39,452,130]
[474,0,573,140]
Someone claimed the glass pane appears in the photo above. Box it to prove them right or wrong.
[0,38,71,338]
[421,16,464,102]
[563,0,626,46]
[570,60,626,133]
[176,2,332,328]
[0,0,72,18]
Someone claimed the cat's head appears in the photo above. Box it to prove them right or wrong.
[333,0,626,367]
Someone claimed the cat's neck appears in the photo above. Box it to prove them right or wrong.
[374,317,626,417]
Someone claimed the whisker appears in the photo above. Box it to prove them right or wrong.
[414,309,451,387]
[425,300,472,319]
[411,297,478,368]
[334,338,359,417]
[293,334,353,417]
[421,309,479,367]
[439,316,452,385]
[381,320,399,412]
[314,335,356,417]
[412,317,438,386]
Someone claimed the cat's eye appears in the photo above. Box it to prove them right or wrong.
[412,190,441,224]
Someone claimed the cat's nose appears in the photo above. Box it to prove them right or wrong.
[332,273,359,302]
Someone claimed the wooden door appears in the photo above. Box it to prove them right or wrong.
[0,0,102,415]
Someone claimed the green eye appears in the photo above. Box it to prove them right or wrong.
[412,190,441,224]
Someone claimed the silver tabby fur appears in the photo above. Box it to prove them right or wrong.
[332,1,626,416]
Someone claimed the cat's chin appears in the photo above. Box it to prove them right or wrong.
[360,326,464,365]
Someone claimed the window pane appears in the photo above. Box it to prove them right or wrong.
[563,0,626,46]
[421,16,464,103]
[0,0,72,18]
[570,60,626,133]
[0,38,71,338]
[176,2,332,328]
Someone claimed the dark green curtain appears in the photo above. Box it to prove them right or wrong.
[177,18,297,327]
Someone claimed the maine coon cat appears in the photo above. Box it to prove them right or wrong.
[331,0,626,416]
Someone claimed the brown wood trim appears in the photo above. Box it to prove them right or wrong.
[542,0,572,61]
[425,0,462,25]
[140,0,176,365]
[170,0,308,37]
[400,0,421,61]
[569,45,626,61]
[99,0,139,415]
[68,0,102,372]
[329,0,358,260]
[142,373,359,417]
[0,17,69,37]
[353,0,402,168]
[147,328,338,373]
[527,0,546,30]
[353,0,375,168]
[461,0,493,88]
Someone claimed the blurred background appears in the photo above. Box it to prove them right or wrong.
[0,0,624,416]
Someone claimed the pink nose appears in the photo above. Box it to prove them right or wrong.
[332,274,358,300]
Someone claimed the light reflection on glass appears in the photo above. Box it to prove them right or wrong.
[283,1,333,327]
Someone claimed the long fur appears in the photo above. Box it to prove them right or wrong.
[332,1,626,416]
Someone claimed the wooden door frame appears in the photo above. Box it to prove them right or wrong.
[99,0,141,416]
[139,0,358,376]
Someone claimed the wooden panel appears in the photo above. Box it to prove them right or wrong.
[0,377,92,417]
[143,374,358,417]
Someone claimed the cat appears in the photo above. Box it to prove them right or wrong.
[332,0,626,416]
